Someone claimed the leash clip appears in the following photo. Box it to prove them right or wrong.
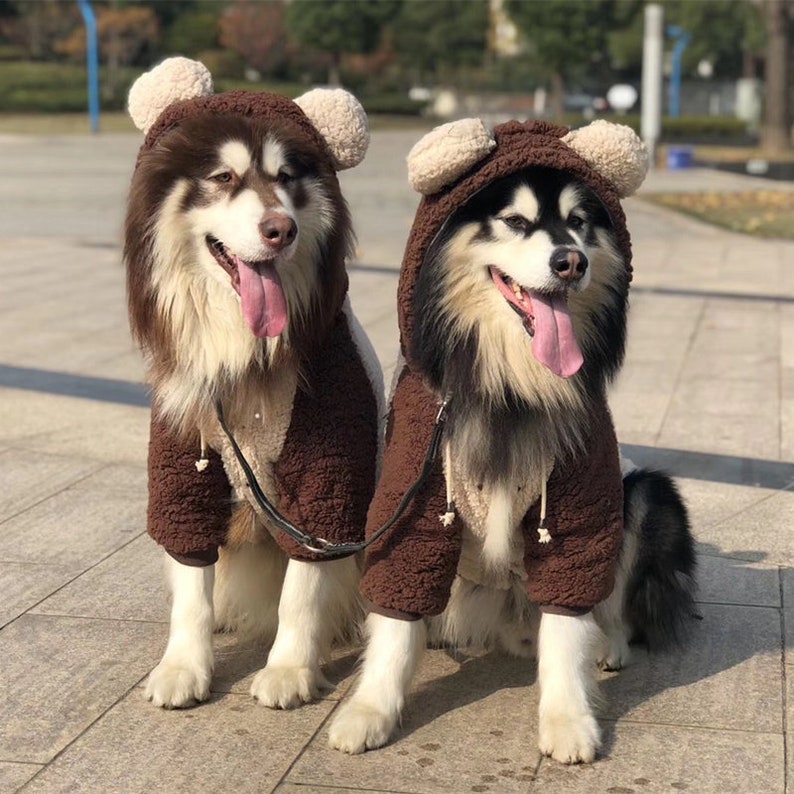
[301,536,335,554]
[435,399,449,425]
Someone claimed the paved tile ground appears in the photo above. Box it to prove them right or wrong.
[0,127,791,794]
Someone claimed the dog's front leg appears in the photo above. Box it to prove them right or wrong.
[328,613,425,754]
[537,610,601,764]
[145,555,215,708]
[251,556,356,708]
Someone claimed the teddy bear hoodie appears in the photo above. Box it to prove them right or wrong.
[359,120,643,618]
[123,68,380,566]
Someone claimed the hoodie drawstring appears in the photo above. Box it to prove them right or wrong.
[537,472,551,544]
[195,431,209,472]
[439,439,457,526]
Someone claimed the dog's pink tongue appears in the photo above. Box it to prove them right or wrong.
[531,292,584,378]
[236,258,287,338]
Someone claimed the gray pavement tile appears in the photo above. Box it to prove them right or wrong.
[0,561,78,629]
[355,314,400,382]
[612,358,681,393]
[21,690,335,794]
[781,304,794,367]
[0,464,146,568]
[783,567,794,605]
[289,651,540,794]
[0,762,43,793]
[0,241,130,367]
[696,554,781,608]
[0,449,101,523]
[0,614,164,764]
[678,349,779,383]
[781,398,794,461]
[623,320,700,369]
[0,391,149,466]
[0,136,137,241]
[693,486,794,568]
[783,568,793,666]
[348,270,401,329]
[610,391,671,446]
[687,322,780,364]
[676,479,781,536]
[533,722,784,793]
[657,412,781,469]
[785,668,794,792]
[599,603,782,733]
[670,376,778,419]
[30,533,167,623]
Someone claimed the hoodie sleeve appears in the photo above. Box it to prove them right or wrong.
[147,411,233,565]
[521,398,623,614]
[360,366,462,618]
[272,311,379,562]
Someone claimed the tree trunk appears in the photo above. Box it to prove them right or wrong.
[328,51,341,87]
[761,0,791,152]
[549,70,565,121]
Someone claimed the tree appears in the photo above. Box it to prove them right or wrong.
[56,5,158,98]
[506,0,629,119]
[162,6,221,58]
[662,0,763,79]
[760,0,791,152]
[391,0,489,85]
[284,0,399,86]
[220,1,287,77]
[3,0,80,60]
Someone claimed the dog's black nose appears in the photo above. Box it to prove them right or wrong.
[550,247,588,281]
[260,215,297,250]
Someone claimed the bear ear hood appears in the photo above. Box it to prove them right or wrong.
[397,118,648,361]
[128,56,370,171]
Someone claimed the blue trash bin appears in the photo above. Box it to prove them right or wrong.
[667,146,693,170]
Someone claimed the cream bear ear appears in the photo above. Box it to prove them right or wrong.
[407,118,497,195]
[128,57,214,134]
[563,119,649,198]
[293,88,369,170]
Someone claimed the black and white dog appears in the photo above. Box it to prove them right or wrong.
[329,162,697,763]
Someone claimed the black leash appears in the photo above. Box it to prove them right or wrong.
[215,399,449,557]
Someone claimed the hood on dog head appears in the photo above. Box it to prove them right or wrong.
[124,57,370,357]
[128,56,370,173]
[397,119,648,368]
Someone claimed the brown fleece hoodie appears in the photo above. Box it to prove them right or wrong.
[360,120,636,617]
[127,80,379,565]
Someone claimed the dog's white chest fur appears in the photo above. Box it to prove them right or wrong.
[447,453,544,589]
[203,369,299,510]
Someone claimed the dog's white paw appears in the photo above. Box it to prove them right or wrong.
[596,628,631,671]
[250,666,328,709]
[539,712,601,764]
[328,701,398,754]
[597,643,631,672]
[145,657,212,708]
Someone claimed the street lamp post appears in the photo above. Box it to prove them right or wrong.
[77,0,100,134]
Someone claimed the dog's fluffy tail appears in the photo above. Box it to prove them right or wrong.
[622,469,698,649]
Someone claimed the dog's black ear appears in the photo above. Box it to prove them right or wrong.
[580,183,615,232]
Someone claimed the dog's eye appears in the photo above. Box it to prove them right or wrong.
[502,215,532,233]
[567,214,585,231]
[209,171,233,185]
[276,170,295,185]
